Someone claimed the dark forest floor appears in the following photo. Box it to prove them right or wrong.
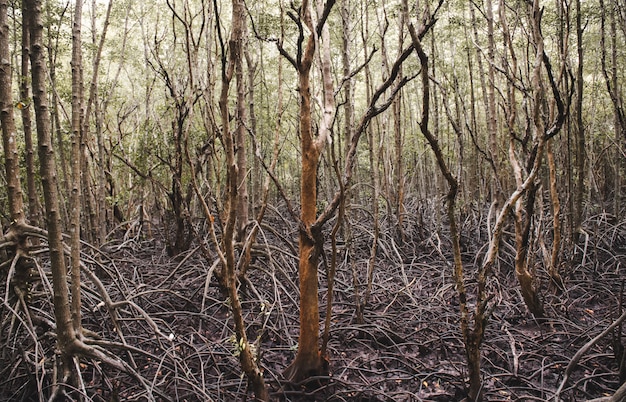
[2,204,626,401]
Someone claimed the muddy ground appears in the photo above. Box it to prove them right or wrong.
[1,206,625,401]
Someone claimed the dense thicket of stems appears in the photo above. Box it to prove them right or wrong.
[1,0,625,399]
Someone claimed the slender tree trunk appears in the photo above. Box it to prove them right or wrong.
[609,0,622,214]
[573,0,586,243]
[23,1,128,396]
[463,9,483,210]
[284,35,327,382]
[547,139,563,288]
[282,0,336,383]
[485,0,500,202]
[357,0,377,323]
[84,0,113,244]
[245,47,259,211]
[46,4,70,228]
[406,13,472,400]
[392,12,405,242]
[340,0,353,240]
[281,0,441,384]
[501,0,544,319]
[0,0,25,225]
[214,0,268,397]
[235,28,249,242]
[100,0,129,231]
[94,84,107,240]
[69,0,84,333]
[376,9,394,228]
[27,0,78,384]
[19,9,40,227]
[601,0,626,165]
[513,184,544,318]
[2,0,35,322]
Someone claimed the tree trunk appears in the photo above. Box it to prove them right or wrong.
[284,37,327,382]
[601,0,626,177]
[513,184,545,318]
[406,14,477,399]
[392,13,405,242]
[466,337,483,401]
[84,0,113,244]
[215,0,269,397]
[235,32,249,242]
[69,0,84,333]
[19,8,40,227]
[0,0,25,225]
[26,0,78,384]
[357,0,377,323]
[485,0,500,202]
[608,0,622,215]
[573,0,585,244]
[47,8,70,230]
[25,0,130,394]
[282,0,335,383]
[501,1,544,319]
[245,47,259,214]
[547,139,564,288]
[281,0,442,384]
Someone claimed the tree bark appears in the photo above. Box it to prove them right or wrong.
[547,140,563,288]
[501,1,544,319]
[573,0,586,244]
[19,7,40,227]
[600,0,626,150]
[0,0,37,303]
[484,0,501,202]
[215,0,269,397]
[393,10,405,243]
[84,0,113,244]
[280,0,335,383]
[47,5,70,229]
[235,30,249,242]
[406,12,474,400]
[284,30,327,383]
[26,0,78,383]
[0,0,25,225]
[70,0,84,333]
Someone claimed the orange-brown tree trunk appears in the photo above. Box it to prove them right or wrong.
[284,32,328,382]
[282,0,442,384]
